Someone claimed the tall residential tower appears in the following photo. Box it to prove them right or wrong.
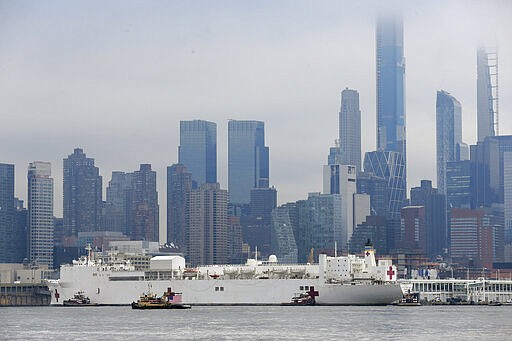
[63,148,102,236]
[28,161,54,269]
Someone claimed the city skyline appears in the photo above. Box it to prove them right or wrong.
[1,1,511,242]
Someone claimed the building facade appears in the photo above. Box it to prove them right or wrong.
[130,164,159,242]
[166,163,192,248]
[63,148,102,236]
[363,150,406,251]
[450,208,494,269]
[28,162,54,269]
[446,160,473,209]
[323,164,360,247]
[178,120,217,186]
[436,90,468,194]
[228,120,269,205]
[477,47,496,142]
[0,163,18,263]
[270,205,298,263]
[410,180,447,259]
[186,183,228,266]
[339,88,362,171]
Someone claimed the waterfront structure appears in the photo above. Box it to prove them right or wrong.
[167,164,192,248]
[178,120,217,186]
[63,148,102,236]
[376,14,406,161]
[339,89,362,171]
[228,120,269,205]
[446,160,473,209]
[186,183,228,266]
[410,180,447,259]
[28,162,54,269]
[477,48,497,142]
[436,90,468,194]
[0,163,20,263]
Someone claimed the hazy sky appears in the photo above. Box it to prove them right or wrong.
[1,0,511,241]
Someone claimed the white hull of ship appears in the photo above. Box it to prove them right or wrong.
[51,274,402,306]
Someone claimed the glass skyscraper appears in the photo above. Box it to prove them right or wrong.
[436,90,468,194]
[477,48,495,142]
[228,120,269,205]
[178,120,217,187]
[0,163,17,263]
[376,14,406,160]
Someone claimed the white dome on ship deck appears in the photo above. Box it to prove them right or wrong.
[268,255,278,263]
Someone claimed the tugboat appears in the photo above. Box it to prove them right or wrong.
[281,287,317,306]
[393,292,421,306]
[131,287,191,309]
[63,291,98,306]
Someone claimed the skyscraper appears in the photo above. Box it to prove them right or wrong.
[28,161,54,269]
[323,164,368,248]
[477,48,496,142]
[186,183,228,266]
[376,14,406,161]
[131,164,159,242]
[0,163,17,263]
[363,150,406,251]
[63,148,102,236]
[339,88,362,171]
[104,171,133,236]
[228,120,269,205]
[446,160,473,209]
[410,180,447,259]
[178,120,217,186]
[270,205,298,263]
[167,163,192,247]
[436,90,468,194]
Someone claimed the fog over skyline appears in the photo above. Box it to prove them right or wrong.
[1,1,511,241]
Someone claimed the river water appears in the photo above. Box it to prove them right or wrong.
[1,305,511,340]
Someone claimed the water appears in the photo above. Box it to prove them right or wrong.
[1,305,511,340]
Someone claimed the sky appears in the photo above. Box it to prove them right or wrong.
[1,0,511,242]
